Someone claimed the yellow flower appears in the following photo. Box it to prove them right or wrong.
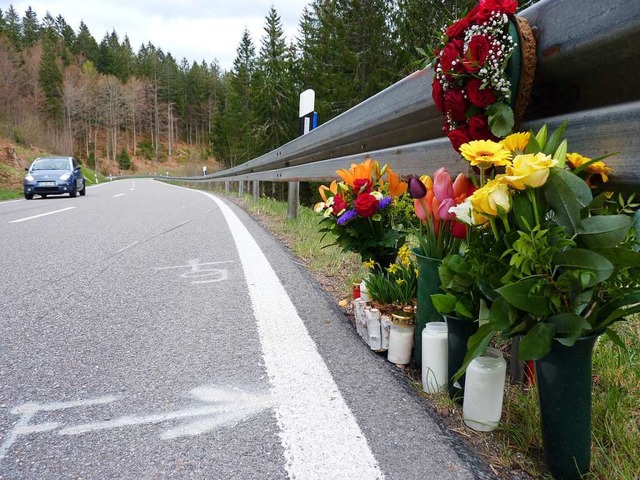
[336,158,373,187]
[501,153,558,190]
[318,180,339,202]
[460,140,513,169]
[387,263,400,274]
[420,175,433,190]
[566,152,612,185]
[470,178,512,217]
[501,132,530,154]
[363,259,376,270]
[396,278,406,286]
[397,244,411,267]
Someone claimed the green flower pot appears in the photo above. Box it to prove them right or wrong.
[535,335,599,480]
[444,314,479,404]
[413,251,441,365]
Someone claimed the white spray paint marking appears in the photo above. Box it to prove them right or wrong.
[0,387,270,465]
[113,193,125,198]
[0,395,118,463]
[8,206,75,223]
[155,259,233,284]
[199,190,385,480]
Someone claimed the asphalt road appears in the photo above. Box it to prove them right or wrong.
[0,179,495,480]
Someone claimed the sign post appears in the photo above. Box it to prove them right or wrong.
[288,89,318,220]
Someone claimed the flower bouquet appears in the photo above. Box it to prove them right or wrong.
[450,124,640,480]
[314,158,409,266]
[430,0,536,152]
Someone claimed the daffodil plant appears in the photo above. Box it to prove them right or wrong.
[450,123,640,368]
[364,245,418,309]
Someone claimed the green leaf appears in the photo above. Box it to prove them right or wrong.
[487,102,515,137]
[604,328,626,350]
[488,296,517,330]
[519,323,555,360]
[543,121,568,156]
[431,293,456,314]
[591,247,640,267]
[553,139,568,166]
[524,130,542,154]
[496,276,551,316]
[452,323,494,383]
[596,290,640,329]
[511,191,535,232]
[577,215,631,249]
[544,167,593,235]
[553,248,614,287]
[547,312,591,336]
[535,124,548,149]
[455,297,475,319]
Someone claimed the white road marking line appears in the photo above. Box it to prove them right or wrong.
[201,191,385,480]
[0,199,23,205]
[114,193,125,198]
[8,207,75,224]
[116,241,139,254]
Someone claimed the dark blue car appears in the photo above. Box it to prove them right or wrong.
[23,156,86,200]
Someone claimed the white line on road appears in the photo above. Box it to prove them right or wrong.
[116,241,139,254]
[8,207,75,224]
[201,191,385,480]
[114,193,125,198]
[0,199,23,205]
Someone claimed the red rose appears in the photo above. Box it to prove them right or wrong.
[444,88,468,122]
[468,114,491,140]
[466,78,497,108]
[354,193,379,218]
[447,126,471,153]
[463,35,491,73]
[332,194,348,215]
[353,178,372,194]
[432,77,445,113]
[474,0,518,24]
[446,17,470,39]
[439,42,462,74]
[452,220,467,239]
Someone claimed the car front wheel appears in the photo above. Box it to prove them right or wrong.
[69,185,77,198]
[24,193,33,200]
[79,184,86,196]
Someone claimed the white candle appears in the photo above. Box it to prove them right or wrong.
[366,308,382,351]
[463,347,507,432]
[387,324,414,365]
[421,322,448,393]
[380,314,392,351]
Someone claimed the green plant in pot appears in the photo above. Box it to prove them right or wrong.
[431,252,484,401]
[448,124,640,480]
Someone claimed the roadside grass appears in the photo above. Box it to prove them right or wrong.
[0,187,21,201]
[202,187,640,480]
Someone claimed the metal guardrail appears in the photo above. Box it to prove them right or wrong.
[169,0,640,186]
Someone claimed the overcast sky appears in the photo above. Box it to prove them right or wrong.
[7,0,311,70]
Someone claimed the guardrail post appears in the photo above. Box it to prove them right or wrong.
[239,181,244,195]
[253,181,260,202]
[224,181,229,193]
[287,182,299,219]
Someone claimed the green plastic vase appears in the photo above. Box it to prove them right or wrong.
[413,251,441,365]
[535,335,599,480]
[444,314,479,403]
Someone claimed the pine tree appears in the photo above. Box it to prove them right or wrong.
[253,7,297,154]
[4,6,21,47]
[39,35,64,121]
[74,21,100,64]
[21,7,41,47]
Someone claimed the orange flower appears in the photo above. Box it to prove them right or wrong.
[319,181,338,202]
[336,159,373,187]
[386,167,407,197]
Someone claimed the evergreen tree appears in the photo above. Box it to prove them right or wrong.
[39,35,64,121]
[21,7,40,47]
[4,6,21,46]
[253,7,296,154]
[74,21,100,64]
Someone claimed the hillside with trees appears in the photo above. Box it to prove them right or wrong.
[0,1,535,182]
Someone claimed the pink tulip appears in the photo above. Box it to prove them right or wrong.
[438,198,456,221]
[413,198,428,222]
[433,168,454,202]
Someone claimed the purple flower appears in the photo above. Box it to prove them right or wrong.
[407,176,427,199]
[378,197,393,210]
[337,210,358,225]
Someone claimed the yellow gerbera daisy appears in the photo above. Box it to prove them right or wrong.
[501,132,530,154]
[566,152,613,185]
[460,140,513,169]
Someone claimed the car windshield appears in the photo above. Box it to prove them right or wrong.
[31,159,69,171]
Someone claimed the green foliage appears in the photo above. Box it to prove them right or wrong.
[364,255,417,307]
[431,252,481,319]
[116,148,132,170]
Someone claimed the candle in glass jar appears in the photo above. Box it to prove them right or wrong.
[463,347,507,432]
[421,322,448,393]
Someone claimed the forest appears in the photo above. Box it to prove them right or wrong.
[0,1,533,174]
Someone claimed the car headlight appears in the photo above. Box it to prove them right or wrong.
[59,172,72,181]
[24,174,34,182]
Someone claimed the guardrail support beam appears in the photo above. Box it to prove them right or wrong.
[287,181,299,220]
